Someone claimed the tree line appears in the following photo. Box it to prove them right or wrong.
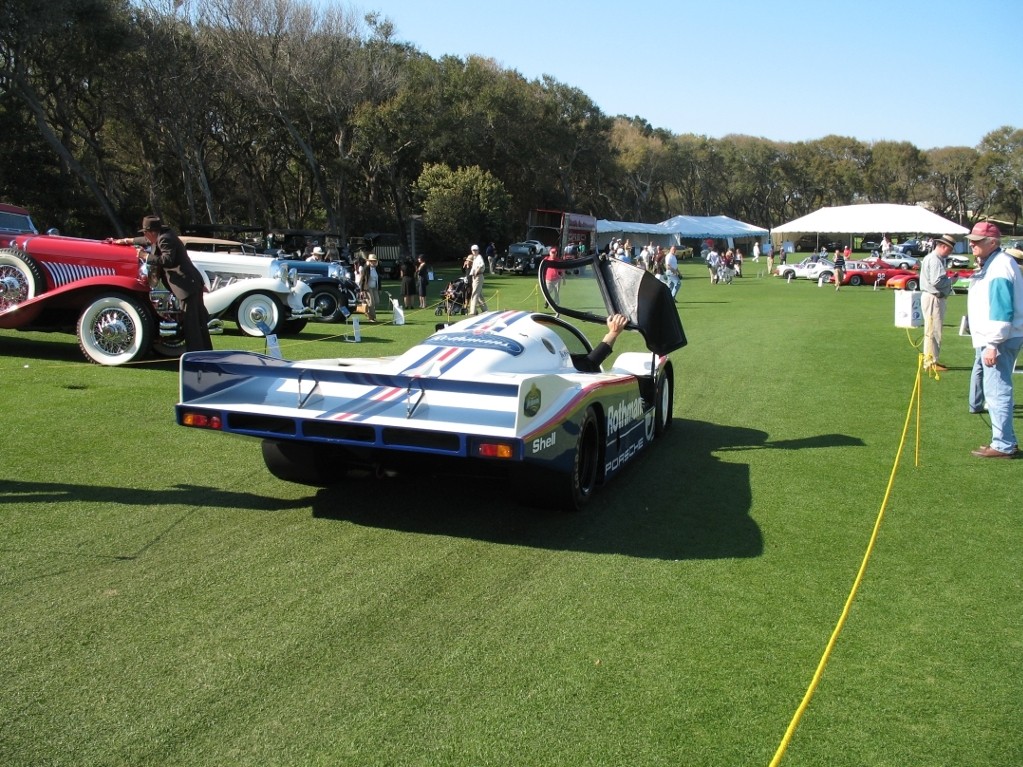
[2,0,1020,258]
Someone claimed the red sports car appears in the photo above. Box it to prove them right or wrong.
[834,259,915,287]
[885,268,974,291]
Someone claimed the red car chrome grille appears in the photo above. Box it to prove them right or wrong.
[41,261,116,287]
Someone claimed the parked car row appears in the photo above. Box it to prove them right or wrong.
[788,233,979,258]
[775,254,921,288]
[0,206,359,366]
[792,235,845,252]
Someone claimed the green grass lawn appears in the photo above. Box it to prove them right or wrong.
[1,263,1020,766]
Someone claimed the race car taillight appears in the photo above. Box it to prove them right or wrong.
[473,440,514,459]
[181,411,222,430]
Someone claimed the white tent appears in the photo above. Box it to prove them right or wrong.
[659,215,769,240]
[772,204,969,237]
[597,214,768,251]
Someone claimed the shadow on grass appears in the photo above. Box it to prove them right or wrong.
[0,479,310,512]
[0,334,181,370]
[308,418,864,561]
[0,334,99,364]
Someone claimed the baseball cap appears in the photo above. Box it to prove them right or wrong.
[966,221,1001,241]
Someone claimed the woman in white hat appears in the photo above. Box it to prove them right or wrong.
[359,254,380,321]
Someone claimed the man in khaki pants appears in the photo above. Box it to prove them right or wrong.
[920,234,955,372]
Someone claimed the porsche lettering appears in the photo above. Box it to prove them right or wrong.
[606,438,645,473]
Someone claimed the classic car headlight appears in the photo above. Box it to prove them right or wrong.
[138,261,160,287]
[327,263,341,280]
[269,260,287,282]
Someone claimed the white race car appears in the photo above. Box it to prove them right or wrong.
[176,253,687,510]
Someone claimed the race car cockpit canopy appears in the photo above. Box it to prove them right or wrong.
[538,253,687,356]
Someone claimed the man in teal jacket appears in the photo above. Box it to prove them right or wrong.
[966,222,1023,457]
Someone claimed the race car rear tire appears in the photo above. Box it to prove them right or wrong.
[262,440,339,487]
[512,409,600,512]
[0,248,47,310]
[235,292,282,337]
[76,293,154,366]
[654,368,673,437]
[849,275,863,286]
[557,407,600,511]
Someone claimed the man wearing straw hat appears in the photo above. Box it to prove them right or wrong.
[920,234,956,372]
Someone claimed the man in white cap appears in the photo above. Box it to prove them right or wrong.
[965,221,1023,457]
[468,244,487,314]
[920,234,956,372]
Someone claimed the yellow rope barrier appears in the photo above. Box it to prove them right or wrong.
[767,351,924,767]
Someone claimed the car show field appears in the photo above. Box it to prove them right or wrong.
[1,260,1018,766]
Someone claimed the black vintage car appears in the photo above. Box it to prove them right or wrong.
[495,240,546,275]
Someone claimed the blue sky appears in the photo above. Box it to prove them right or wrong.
[344,0,1022,150]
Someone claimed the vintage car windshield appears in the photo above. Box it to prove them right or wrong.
[0,210,37,235]
[538,253,687,356]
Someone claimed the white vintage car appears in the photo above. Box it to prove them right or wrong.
[775,256,836,282]
[131,236,311,337]
[181,236,357,324]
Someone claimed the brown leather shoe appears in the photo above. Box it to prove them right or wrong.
[931,363,949,372]
[971,445,1018,458]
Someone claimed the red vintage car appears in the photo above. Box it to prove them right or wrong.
[1,218,170,365]
[1,205,324,365]
[833,259,916,287]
